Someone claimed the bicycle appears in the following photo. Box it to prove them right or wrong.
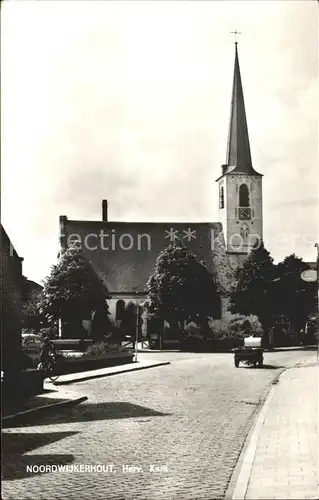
[39,353,60,382]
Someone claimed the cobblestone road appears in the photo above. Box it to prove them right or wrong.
[2,350,316,500]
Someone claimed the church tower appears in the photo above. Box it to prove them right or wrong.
[216,42,263,254]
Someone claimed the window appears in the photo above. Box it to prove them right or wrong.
[115,300,125,321]
[240,224,250,243]
[239,184,249,207]
[220,186,224,209]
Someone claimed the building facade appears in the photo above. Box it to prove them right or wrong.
[0,226,24,373]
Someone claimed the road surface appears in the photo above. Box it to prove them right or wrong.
[2,349,316,500]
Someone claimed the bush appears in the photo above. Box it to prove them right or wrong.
[82,340,132,357]
[211,313,263,341]
[60,351,84,360]
[184,322,202,339]
[184,322,215,340]
[22,327,37,336]
[209,319,228,339]
[39,327,58,340]
[210,313,263,349]
[83,341,110,357]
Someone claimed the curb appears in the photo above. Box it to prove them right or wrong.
[2,395,88,427]
[225,368,287,500]
[139,350,238,354]
[54,361,171,386]
[138,349,180,353]
[138,348,308,354]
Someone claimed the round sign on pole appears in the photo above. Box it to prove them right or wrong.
[301,269,318,282]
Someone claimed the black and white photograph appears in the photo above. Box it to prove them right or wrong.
[1,1,318,499]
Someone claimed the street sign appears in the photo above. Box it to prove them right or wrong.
[301,269,318,282]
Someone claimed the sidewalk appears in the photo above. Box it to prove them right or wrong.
[52,359,171,385]
[232,361,318,499]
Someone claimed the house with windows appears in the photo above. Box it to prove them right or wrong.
[0,225,24,374]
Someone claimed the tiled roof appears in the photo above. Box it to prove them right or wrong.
[61,219,222,293]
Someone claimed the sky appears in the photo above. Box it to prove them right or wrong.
[1,0,318,283]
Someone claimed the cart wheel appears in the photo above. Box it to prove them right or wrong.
[234,359,239,367]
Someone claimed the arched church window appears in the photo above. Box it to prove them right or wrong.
[239,184,250,207]
[115,300,125,321]
[220,186,224,209]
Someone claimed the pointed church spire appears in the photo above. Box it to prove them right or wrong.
[224,42,261,176]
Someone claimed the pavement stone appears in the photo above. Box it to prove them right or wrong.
[244,364,318,500]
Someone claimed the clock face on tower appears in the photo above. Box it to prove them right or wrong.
[239,208,251,220]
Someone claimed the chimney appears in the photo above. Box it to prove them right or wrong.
[102,200,108,222]
[59,215,68,251]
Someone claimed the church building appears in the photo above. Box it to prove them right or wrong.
[58,43,263,336]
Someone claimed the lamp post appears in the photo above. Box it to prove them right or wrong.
[315,243,319,357]
[135,301,140,363]
[300,245,319,358]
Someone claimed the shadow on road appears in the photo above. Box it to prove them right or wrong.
[2,431,77,480]
[242,364,285,370]
[261,364,285,370]
[274,346,317,352]
[6,402,172,428]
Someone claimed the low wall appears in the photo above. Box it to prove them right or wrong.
[180,338,243,352]
[2,369,45,409]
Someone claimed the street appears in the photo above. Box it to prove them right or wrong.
[2,350,316,500]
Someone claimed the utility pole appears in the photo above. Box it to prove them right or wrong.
[160,325,163,351]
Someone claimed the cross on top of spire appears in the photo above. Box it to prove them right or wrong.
[230,30,242,44]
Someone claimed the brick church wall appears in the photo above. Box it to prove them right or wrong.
[210,223,248,320]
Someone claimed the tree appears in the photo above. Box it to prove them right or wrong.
[229,241,277,344]
[39,244,110,338]
[21,291,47,332]
[145,245,220,335]
[274,254,316,333]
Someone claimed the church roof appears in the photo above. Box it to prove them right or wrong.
[60,218,223,293]
[1,225,23,261]
[217,43,262,180]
